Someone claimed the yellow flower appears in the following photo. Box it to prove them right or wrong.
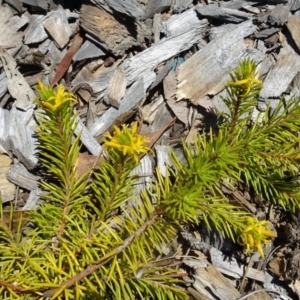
[237,217,276,257]
[36,80,77,111]
[228,59,262,97]
[104,122,150,164]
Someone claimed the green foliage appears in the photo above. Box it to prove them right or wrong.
[0,59,299,298]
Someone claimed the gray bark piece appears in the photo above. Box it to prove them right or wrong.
[153,13,161,44]
[0,108,11,153]
[71,69,114,95]
[150,58,174,90]
[0,72,7,100]
[74,115,102,156]
[80,4,138,56]
[43,6,72,49]
[145,0,172,19]
[22,188,41,210]
[73,40,106,62]
[20,0,48,10]
[155,145,173,177]
[7,163,40,190]
[0,6,23,49]
[24,15,48,44]
[105,68,127,108]
[268,4,289,26]
[209,248,265,282]
[176,20,259,103]
[254,27,280,39]
[90,72,155,137]
[9,107,38,170]
[0,47,35,111]
[196,5,252,23]
[260,43,300,98]
[290,0,300,11]
[130,155,152,199]
[174,0,193,13]
[286,14,300,52]
[5,0,23,13]
[121,7,208,85]
[91,0,145,19]
[219,0,258,9]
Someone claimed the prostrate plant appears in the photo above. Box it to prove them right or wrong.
[0,59,299,299]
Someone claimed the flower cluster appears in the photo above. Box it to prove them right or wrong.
[237,217,277,257]
[227,59,262,97]
[36,80,77,111]
[104,122,150,164]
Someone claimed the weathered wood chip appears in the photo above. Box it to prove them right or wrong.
[80,4,138,56]
[9,107,38,169]
[196,4,252,23]
[91,0,145,19]
[24,15,48,45]
[145,0,172,19]
[0,47,35,111]
[176,20,260,103]
[260,42,300,98]
[122,7,208,84]
[105,68,127,108]
[268,4,289,26]
[193,263,241,300]
[73,40,106,62]
[0,154,15,203]
[286,14,300,53]
[90,73,155,137]
[6,162,40,191]
[43,6,72,49]
[0,6,22,49]
[174,0,193,13]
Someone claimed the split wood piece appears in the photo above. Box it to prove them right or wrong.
[290,0,300,11]
[90,73,155,137]
[268,4,289,26]
[74,114,102,156]
[24,15,48,44]
[210,247,265,282]
[140,94,164,124]
[73,40,106,62]
[121,7,208,84]
[0,108,11,153]
[260,42,300,98]
[155,145,173,177]
[0,6,23,49]
[0,154,15,203]
[174,0,193,13]
[196,4,252,23]
[129,155,152,203]
[22,188,41,210]
[91,0,145,19]
[145,0,172,19]
[9,107,38,169]
[176,20,261,103]
[286,14,300,53]
[150,58,174,90]
[80,5,138,56]
[6,163,40,191]
[163,71,177,100]
[20,0,48,11]
[71,68,114,97]
[193,263,241,300]
[43,6,72,49]
[231,190,256,214]
[0,47,35,111]
[104,68,127,108]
